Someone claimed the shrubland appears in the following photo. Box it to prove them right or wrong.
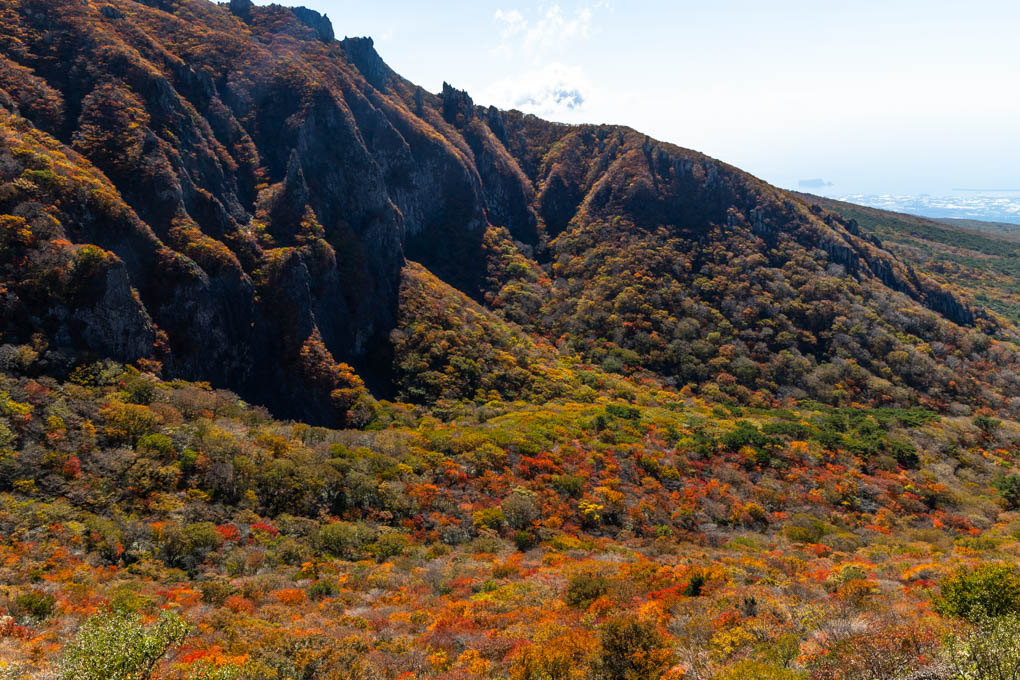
[0,347,1018,678]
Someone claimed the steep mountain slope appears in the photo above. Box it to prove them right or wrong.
[801,193,1020,325]
[1,0,1019,427]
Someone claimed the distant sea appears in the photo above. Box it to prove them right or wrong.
[832,190,1020,225]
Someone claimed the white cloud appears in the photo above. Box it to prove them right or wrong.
[484,4,611,118]
[493,4,604,61]
[478,62,592,119]
[493,9,526,43]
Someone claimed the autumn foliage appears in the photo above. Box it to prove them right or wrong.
[2,0,1020,677]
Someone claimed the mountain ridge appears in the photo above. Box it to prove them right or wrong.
[1,0,1017,425]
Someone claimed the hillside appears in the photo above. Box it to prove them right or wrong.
[936,217,1020,239]
[2,353,1019,680]
[3,1,1020,679]
[799,193,1020,326]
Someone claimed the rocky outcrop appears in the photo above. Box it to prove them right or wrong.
[292,6,334,42]
[69,260,155,362]
[340,37,394,90]
[228,0,253,19]
[441,82,475,126]
[538,166,584,236]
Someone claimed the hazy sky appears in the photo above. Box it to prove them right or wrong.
[255,1,1020,195]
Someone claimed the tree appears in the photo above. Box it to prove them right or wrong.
[59,611,188,680]
[318,521,377,559]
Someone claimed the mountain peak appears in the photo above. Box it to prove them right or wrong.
[441,82,475,125]
[340,36,394,89]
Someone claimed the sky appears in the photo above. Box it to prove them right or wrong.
[254,0,1020,196]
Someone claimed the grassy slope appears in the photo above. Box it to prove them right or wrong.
[936,217,1020,239]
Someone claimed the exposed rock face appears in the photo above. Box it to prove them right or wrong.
[70,261,156,361]
[339,37,393,90]
[441,82,475,126]
[538,166,583,237]
[292,6,334,42]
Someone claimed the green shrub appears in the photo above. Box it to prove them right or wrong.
[887,438,919,468]
[605,404,640,421]
[100,402,161,445]
[761,421,810,439]
[136,433,175,459]
[12,590,56,621]
[472,506,506,530]
[682,572,705,597]
[199,579,237,606]
[185,523,223,552]
[512,530,537,551]
[307,580,337,601]
[783,515,829,544]
[272,537,309,566]
[59,610,188,680]
[721,421,773,452]
[594,617,672,680]
[974,415,1001,437]
[551,474,585,497]
[824,564,868,593]
[471,535,503,554]
[317,521,376,559]
[820,532,863,553]
[179,448,199,471]
[109,585,157,614]
[935,563,1020,621]
[995,474,1020,509]
[369,532,410,560]
[123,375,156,405]
[946,614,1020,680]
[159,522,223,571]
[565,570,610,608]
[501,487,540,530]
[0,422,15,449]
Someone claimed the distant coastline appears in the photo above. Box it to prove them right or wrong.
[831,191,1020,225]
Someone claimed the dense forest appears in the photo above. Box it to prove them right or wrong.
[2,0,1020,678]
